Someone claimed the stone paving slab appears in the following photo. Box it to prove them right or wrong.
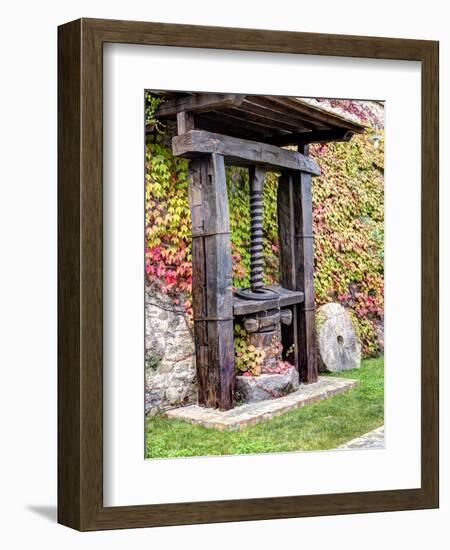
[164,376,358,430]
[338,425,385,450]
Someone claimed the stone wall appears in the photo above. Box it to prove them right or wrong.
[145,284,196,415]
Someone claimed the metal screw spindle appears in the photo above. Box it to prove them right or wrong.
[249,168,265,291]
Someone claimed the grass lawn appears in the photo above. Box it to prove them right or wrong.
[145,356,384,459]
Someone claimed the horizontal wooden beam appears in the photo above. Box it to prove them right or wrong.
[233,285,304,316]
[199,111,287,137]
[265,128,356,146]
[223,105,300,133]
[155,93,245,117]
[194,115,262,140]
[220,109,293,133]
[172,130,321,175]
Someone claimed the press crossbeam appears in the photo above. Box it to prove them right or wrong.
[173,130,321,175]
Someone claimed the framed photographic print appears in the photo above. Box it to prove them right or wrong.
[58,18,439,530]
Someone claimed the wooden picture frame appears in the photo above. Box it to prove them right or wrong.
[58,18,439,531]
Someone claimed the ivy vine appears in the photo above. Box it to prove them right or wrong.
[144,93,384,357]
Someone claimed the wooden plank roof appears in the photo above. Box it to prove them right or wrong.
[151,92,366,145]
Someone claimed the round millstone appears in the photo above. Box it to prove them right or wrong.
[317,303,361,372]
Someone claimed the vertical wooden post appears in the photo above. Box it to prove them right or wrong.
[188,153,235,410]
[295,144,318,383]
[176,111,194,134]
[277,153,318,384]
[278,171,299,370]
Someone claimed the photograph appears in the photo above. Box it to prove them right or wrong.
[144,91,385,459]
[0,1,441,541]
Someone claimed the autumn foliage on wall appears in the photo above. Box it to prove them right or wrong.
[310,134,384,356]
[145,94,384,357]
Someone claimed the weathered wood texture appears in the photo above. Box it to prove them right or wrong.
[266,128,354,146]
[188,154,235,410]
[156,93,244,117]
[244,309,283,333]
[154,92,365,144]
[58,17,438,531]
[267,96,360,131]
[233,285,304,316]
[173,130,321,175]
[248,329,277,351]
[176,111,194,134]
[278,159,318,384]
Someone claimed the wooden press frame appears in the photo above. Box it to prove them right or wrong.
[58,18,439,530]
[173,126,321,410]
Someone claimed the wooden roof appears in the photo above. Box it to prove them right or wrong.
[151,92,366,146]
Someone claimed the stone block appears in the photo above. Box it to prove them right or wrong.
[145,284,197,414]
[236,366,299,403]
